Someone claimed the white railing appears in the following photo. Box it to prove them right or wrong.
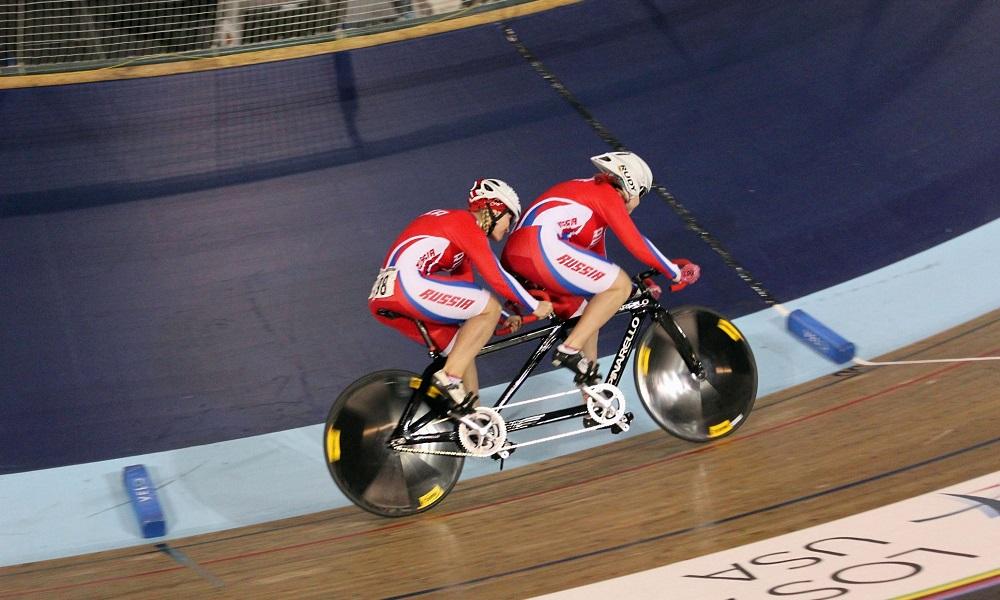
[0,0,506,74]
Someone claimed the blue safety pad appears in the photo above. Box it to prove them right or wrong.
[787,309,856,364]
[122,464,166,538]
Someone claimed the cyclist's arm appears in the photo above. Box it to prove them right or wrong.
[597,194,682,281]
[451,220,540,313]
[590,229,607,257]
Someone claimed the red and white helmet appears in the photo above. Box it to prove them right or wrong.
[590,151,653,200]
[468,178,521,226]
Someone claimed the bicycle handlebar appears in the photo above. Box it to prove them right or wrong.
[495,314,539,336]
[494,264,695,337]
[495,289,552,336]
[635,259,697,294]
[633,268,661,283]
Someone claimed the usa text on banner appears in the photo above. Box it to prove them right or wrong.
[534,471,1000,600]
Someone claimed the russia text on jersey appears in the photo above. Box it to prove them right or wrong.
[555,254,607,281]
[418,289,477,310]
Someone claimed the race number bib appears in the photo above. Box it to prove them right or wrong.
[368,267,398,300]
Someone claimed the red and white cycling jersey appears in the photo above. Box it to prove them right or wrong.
[369,209,538,352]
[502,176,681,310]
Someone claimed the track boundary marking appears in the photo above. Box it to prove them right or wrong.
[3,345,994,597]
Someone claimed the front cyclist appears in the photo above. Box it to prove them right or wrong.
[369,179,552,415]
[501,152,700,385]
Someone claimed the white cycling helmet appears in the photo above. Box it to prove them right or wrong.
[590,151,653,200]
[468,178,522,230]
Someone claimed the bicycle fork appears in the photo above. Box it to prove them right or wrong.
[653,307,708,381]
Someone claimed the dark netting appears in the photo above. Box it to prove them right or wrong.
[1,0,519,73]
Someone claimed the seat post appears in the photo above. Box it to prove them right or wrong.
[413,319,440,358]
[375,308,441,358]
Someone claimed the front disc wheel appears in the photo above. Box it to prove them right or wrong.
[634,306,757,442]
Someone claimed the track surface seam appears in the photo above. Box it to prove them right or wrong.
[388,436,1000,598]
[4,344,994,597]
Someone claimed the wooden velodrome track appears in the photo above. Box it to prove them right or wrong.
[2,309,997,598]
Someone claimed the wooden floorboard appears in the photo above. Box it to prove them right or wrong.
[2,309,998,599]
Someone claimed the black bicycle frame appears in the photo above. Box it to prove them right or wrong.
[391,271,705,446]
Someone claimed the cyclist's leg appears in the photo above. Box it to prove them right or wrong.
[504,227,627,381]
[390,269,498,408]
[534,233,630,351]
[580,331,599,365]
[440,295,501,395]
[562,269,631,351]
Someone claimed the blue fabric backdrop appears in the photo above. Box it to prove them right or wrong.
[2,0,998,472]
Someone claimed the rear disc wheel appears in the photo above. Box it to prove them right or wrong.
[323,370,464,517]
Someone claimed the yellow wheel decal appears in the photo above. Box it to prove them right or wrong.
[409,376,440,398]
[717,318,742,342]
[418,485,444,509]
[708,420,733,438]
[638,345,651,376]
[325,426,341,463]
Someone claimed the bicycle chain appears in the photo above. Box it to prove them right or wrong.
[391,421,611,459]
[392,444,474,458]
[391,385,627,458]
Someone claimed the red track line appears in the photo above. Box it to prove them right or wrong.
[913,572,1000,599]
[0,566,184,598]
[426,350,982,518]
[0,520,418,598]
[6,348,993,597]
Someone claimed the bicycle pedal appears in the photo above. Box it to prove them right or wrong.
[611,412,634,434]
[447,392,479,419]
[583,411,633,434]
[553,349,602,386]
[491,443,516,461]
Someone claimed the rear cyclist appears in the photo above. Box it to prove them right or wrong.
[501,151,700,385]
[369,179,552,414]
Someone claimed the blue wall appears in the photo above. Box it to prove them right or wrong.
[2,0,998,471]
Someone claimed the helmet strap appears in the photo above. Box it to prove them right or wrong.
[606,178,632,203]
[473,203,514,236]
[486,208,514,236]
